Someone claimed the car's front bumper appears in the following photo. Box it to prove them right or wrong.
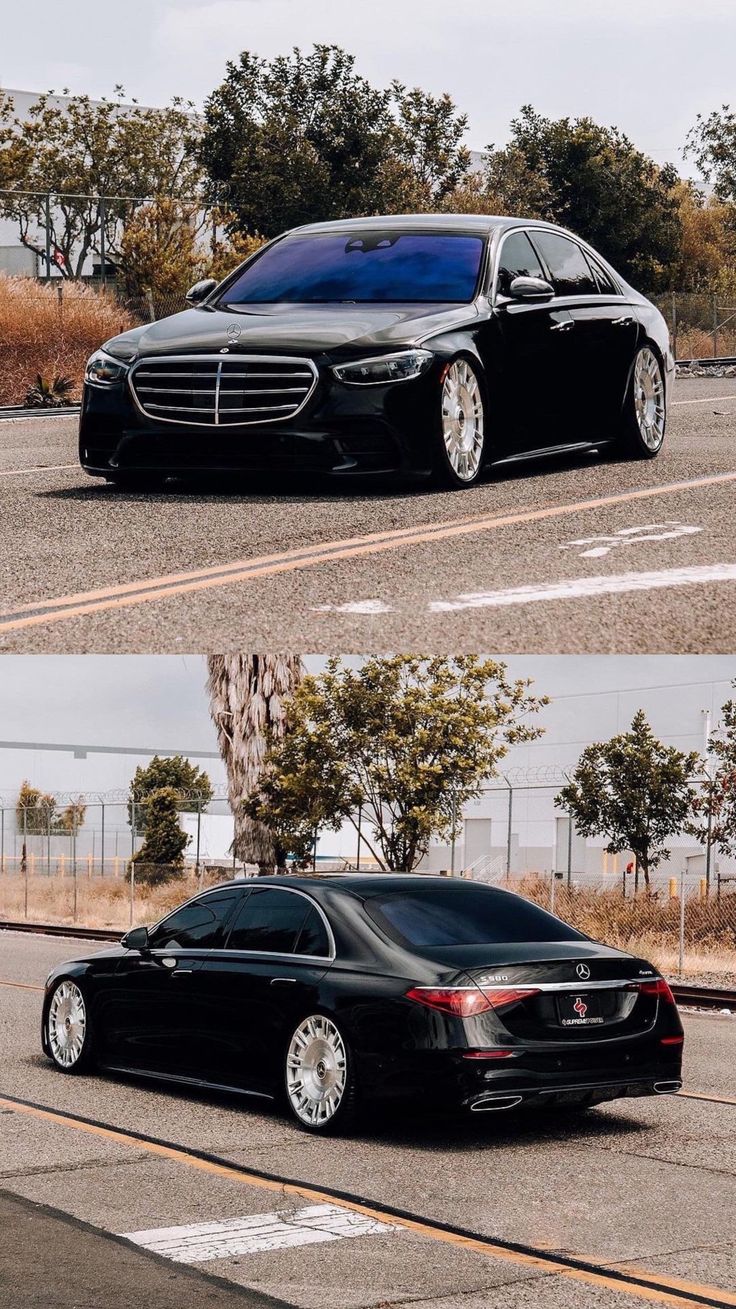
[79,360,444,480]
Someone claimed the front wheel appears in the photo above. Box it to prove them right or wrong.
[284,1014,358,1134]
[46,979,93,1073]
[434,358,488,488]
[614,346,667,459]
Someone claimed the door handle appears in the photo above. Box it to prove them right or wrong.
[172,968,193,975]
[550,320,574,332]
[612,315,635,326]
[270,977,297,986]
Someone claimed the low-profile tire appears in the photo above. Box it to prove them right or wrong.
[613,345,667,459]
[45,978,94,1074]
[433,356,488,489]
[284,1013,359,1135]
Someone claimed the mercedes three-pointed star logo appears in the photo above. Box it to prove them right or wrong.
[576,963,591,980]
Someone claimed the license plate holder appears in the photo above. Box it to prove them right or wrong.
[557,992,605,1027]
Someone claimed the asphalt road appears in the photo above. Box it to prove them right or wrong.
[1,929,735,1309]
[1,376,736,652]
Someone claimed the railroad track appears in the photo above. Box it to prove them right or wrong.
[671,984,736,1011]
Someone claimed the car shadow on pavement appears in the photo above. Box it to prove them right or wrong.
[37,447,617,508]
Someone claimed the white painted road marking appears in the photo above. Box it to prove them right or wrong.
[430,563,736,611]
[0,464,77,478]
[313,598,393,614]
[672,394,736,406]
[123,1202,396,1264]
[559,522,703,559]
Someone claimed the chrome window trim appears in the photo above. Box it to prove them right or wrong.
[128,353,319,428]
[146,882,336,962]
[491,225,627,308]
[223,884,337,961]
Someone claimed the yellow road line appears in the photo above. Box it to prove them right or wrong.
[0,1094,734,1309]
[680,1090,736,1108]
[1,469,735,633]
[0,979,43,991]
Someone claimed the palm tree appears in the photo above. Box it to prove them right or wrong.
[207,655,304,873]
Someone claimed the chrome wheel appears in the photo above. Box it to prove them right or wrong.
[441,359,485,481]
[286,1015,347,1127]
[47,980,87,1069]
[634,348,665,450]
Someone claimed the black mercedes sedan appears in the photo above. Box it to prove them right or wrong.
[79,214,674,490]
[42,875,683,1134]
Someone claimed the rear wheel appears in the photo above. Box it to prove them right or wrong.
[46,979,93,1073]
[284,1014,358,1134]
[614,346,666,459]
[434,357,488,488]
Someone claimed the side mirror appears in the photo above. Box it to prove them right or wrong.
[186,278,217,305]
[507,275,555,302]
[121,925,150,952]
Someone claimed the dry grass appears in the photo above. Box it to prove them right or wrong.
[675,325,736,360]
[0,275,138,406]
[0,870,227,931]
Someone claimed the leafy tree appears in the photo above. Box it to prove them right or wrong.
[666,181,736,292]
[246,655,548,873]
[556,711,700,891]
[0,87,202,279]
[128,755,213,835]
[119,200,265,303]
[688,683,736,866]
[686,106,736,206]
[481,106,682,288]
[131,787,189,886]
[16,781,86,835]
[198,45,471,235]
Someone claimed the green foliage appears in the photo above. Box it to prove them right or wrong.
[198,45,470,235]
[556,711,700,887]
[131,787,189,886]
[0,87,202,279]
[246,655,548,872]
[128,755,213,835]
[689,682,736,858]
[15,780,86,835]
[482,106,682,289]
[686,106,736,206]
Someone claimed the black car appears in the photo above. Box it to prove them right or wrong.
[42,875,683,1133]
[80,214,674,491]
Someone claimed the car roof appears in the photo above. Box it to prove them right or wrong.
[200,873,495,901]
[288,214,572,237]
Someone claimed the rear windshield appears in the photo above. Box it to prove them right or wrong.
[367,885,585,947]
[220,232,486,305]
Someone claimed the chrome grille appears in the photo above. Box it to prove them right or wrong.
[129,354,318,427]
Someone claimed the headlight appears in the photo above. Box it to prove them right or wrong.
[332,349,434,386]
[85,349,130,387]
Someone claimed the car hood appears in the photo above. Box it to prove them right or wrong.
[107,302,479,360]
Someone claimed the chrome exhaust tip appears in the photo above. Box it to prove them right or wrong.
[470,1093,524,1112]
[653,1080,682,1095]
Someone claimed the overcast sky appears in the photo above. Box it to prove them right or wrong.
[2,0,734,174]
[0,654,733,801]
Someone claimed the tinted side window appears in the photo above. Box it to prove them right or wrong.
[227,888,312,954]
[496,231,545,297]
[531,232,598,297]
[150,890,239,950]
[296,905,330,957]
[367,886,585,947]
[588,256,618,295]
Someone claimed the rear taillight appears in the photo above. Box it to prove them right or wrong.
[405,986,492,1017]
[660,1035,684,1046]
[635,978,677,1004]
[482,986,541,1010]
[405,985,540,1017]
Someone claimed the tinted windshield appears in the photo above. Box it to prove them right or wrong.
[221,232,486,305]
[367,885,585,947]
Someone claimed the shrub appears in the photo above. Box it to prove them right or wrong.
[0,274,138,406]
